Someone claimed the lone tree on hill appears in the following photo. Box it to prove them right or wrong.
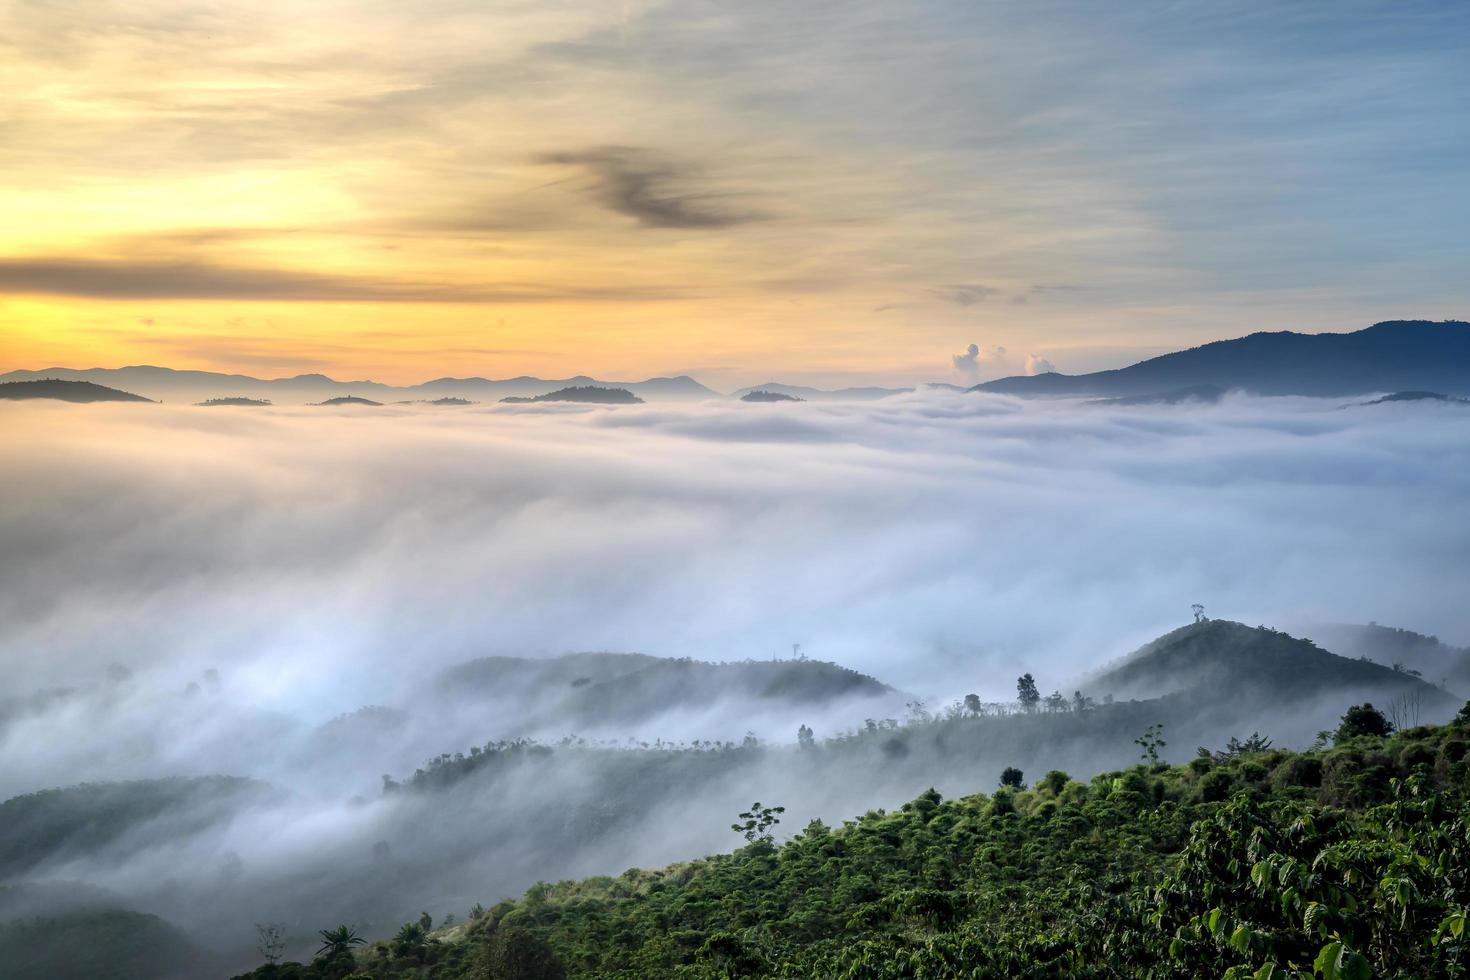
[999,767,1025,789]
[1135,724,1167,764]
[1016,673,1040,711]
[1192,603,1206,623]
[732,802,785,844]
[1336,703,1394,741]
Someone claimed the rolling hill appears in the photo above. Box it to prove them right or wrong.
[1086,619,1454,712]
[438,652,898,729]
[0,379,152,403]
[499,386,642,404]
[976,319,1470,398]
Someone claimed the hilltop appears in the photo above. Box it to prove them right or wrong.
[741,390,804,403]
[731,381,908,401]
[0,379,152,403]
[196,396,271,406]
[499,386,642,404]
[1087,619,1453,711]
[314,396,382,406]
[438,651,897,729]
[976,320,1470,398]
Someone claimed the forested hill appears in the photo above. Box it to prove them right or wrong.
[230,705,1470,979]
[1087,619,1455,707]
[975,319,1470,398]
[437,652,898,728]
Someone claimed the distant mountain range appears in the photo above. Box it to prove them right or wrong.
[6,319,1468,405]
[977,319,1470,398]
[0,367,721,405]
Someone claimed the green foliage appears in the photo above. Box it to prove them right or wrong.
[1336,703,1394,742]
[732,802,785,844]
[231,717,1470,980]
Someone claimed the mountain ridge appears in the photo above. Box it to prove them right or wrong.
[976,319,1470,397]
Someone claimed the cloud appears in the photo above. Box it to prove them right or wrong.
[3,392,1469,964]
[931,284,999,307]
[537,147,762,229]
[0,258,672,303]
[1025,353,1057,375]
[951,343,981,380]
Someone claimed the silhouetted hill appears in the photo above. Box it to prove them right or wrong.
[1088,620,1453,711]
[196,396,271,406]
[741,390,804,402]
[314,395,382,406]
[732,382,909,401]
[500,385,642,404]
[976,320,1470,397]
[0,379,152,403]
[0,366,719,404]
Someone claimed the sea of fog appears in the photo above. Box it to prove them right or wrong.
[1,388,1468,966]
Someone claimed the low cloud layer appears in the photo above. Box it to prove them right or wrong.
[3,391,1469,966]
[4,392,1468,704]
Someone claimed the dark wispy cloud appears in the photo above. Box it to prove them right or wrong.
[537,146,763,229]
[0,258,672,303]
[931,283,1000,306]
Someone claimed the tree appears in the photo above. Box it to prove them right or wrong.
[999,766,1025,789]
[1191,603,1206,623]
[732,801,785,844]
[1134,723,1166,764]
[1071,690,1093,712]
[255,922,286,964]
[484,924,568,980]
[395,921,429,961]
[1016,673,1040,712]
[963,693,982,716]
[796,724,815,749]
[1043,690,1066,713]
[316,925,366,959]
[1336,702,1393,741]
[418,910,433,932]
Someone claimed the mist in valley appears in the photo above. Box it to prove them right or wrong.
[2,389,1469,972]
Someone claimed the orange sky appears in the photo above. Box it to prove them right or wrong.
[2,2,1466,386]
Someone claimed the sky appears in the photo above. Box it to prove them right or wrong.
[2,0,1468,387]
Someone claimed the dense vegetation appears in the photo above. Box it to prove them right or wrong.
[231,704,1470,979]
[739,391,803,403]
[0,777,273,878]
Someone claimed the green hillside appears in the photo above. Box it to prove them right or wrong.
[0,777,274,878]
[229,706,1470,979]
[1088,620,1453,707]
[439,653,897,728]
